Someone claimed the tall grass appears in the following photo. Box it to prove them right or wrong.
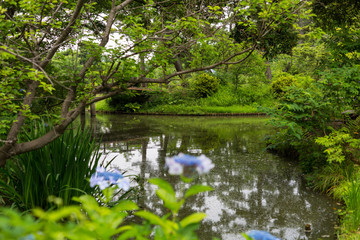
[342,178,360,233]
[312,163,356,200]
[0,122,102,210]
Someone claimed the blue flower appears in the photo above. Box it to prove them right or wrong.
[165,153,214,176]
[20,234,35,240]
[247,230,281,240]
[173,154,201,166]
[90,167,130,191]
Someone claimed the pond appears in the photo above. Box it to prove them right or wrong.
[91,114,338,240]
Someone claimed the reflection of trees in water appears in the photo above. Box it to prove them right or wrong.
[93,115,337,240]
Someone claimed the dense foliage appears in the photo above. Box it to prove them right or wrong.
[0,155,217,240]
[1,0,360,238]
[190,73,220,98]
[259,2,360,237]
[0,124,104,210]
[0,0,306,166]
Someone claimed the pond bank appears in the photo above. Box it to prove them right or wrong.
[94,98,266,115]
[93,111,267,116]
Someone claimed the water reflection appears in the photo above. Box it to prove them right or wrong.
[91,114,338,240]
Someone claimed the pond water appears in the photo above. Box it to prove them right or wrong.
[91,114,338,240]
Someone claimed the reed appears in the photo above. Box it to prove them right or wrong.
[0,122,102,210]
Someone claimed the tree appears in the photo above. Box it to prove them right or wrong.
[311,0,360,112]
[0,0,306,166]
[231,2,303,80]
[312,0,360,65]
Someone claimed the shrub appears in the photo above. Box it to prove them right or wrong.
[236,83,272,105]
[270,73,296,97]
[108,90,148,112]
[0,154,215,240]
[316,128,360,164]
[200,85,237,106]
[191,73,220,98]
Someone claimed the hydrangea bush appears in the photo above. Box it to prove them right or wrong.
[0,154,278,239]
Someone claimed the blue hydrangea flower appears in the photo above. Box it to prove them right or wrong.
[20,234,35,240]
[247,230,281,240]
[165,153,214,176]
[90,167,130,191]
[173,154,201,166]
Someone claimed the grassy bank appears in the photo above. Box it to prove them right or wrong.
[94,98,264,115]
[94,98,117,112]
[138,104,260,115]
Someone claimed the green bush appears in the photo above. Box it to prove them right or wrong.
[297,140,328,174]
[108,90,148,112]
[0,155,215,240]
[140,86,194,110]
[270,73,296,97]
[236,83,272,105]
[200,85,237,106]
[316,128,360,164]
[191,73,220,98]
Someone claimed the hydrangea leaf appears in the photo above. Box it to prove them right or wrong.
[184,185,213,199]
[148,178,175,195]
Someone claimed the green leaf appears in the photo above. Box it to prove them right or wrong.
[114,200,139,211]
[154,226,166,240]
[156,188,176,201]
[184,185,213,199]
[180,213,206,227]
[34,206,84,221]
[242,233,254,240]
[148,178,175,195]
[135,210,166,228]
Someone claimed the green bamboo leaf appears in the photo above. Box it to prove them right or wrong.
[180,213,206,227]
[184,185,213,199]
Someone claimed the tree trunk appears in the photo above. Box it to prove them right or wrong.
[80,111,86,130]
[90,116,97,134]
[140,54,147,88]
[90,103,96,117]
